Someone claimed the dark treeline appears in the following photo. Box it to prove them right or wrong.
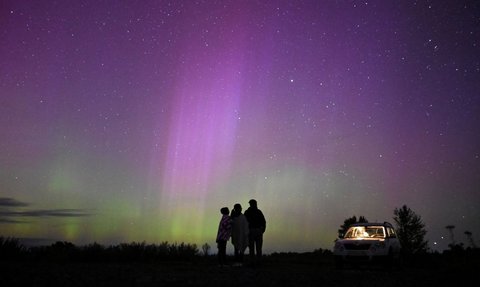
[2,236,479,269]
[0,237,198,262]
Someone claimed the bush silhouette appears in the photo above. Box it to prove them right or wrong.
[1,236,199,263]
[0,236,26,261]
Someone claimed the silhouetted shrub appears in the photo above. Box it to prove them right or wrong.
[75,241,200,262]
[79,242,106,262]
[167,242,199,259]
[201,242,211,256]
[30,241,79,261]
[117,241,148,261]
[313,248,333,256]
[0,236,27,260]
[157,241,170,257]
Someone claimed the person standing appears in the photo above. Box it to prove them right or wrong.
[230,203,249,266]
[216,207,232,266]
[244,199,266,259]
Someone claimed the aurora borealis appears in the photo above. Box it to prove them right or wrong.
[1,1,479,253]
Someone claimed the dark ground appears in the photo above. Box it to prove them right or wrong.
[1,253,477,287]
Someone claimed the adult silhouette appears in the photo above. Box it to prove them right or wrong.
[230,203,249,266]
[244,199,266,259]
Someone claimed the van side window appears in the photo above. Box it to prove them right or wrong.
[387,227,396,238]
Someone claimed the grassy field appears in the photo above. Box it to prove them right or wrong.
[1,252,478,287]
[1,238,478,286]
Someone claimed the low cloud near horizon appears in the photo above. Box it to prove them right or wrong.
[0,197,92,223]
[0,197,30,207]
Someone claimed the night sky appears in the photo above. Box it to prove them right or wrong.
[1,1,479,253]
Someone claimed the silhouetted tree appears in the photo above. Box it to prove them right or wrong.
[464,231,477,249]
[445,225,456,246]
[338,215,368,238]
[393,205,428,255]
[201,243,211,256]
[0,237,27,260]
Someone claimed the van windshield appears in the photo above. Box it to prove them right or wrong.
[344,226,385,239]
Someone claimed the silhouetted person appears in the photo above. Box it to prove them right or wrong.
[216,207,232,266]
[230,203,249,266]
[244,199,266,260]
